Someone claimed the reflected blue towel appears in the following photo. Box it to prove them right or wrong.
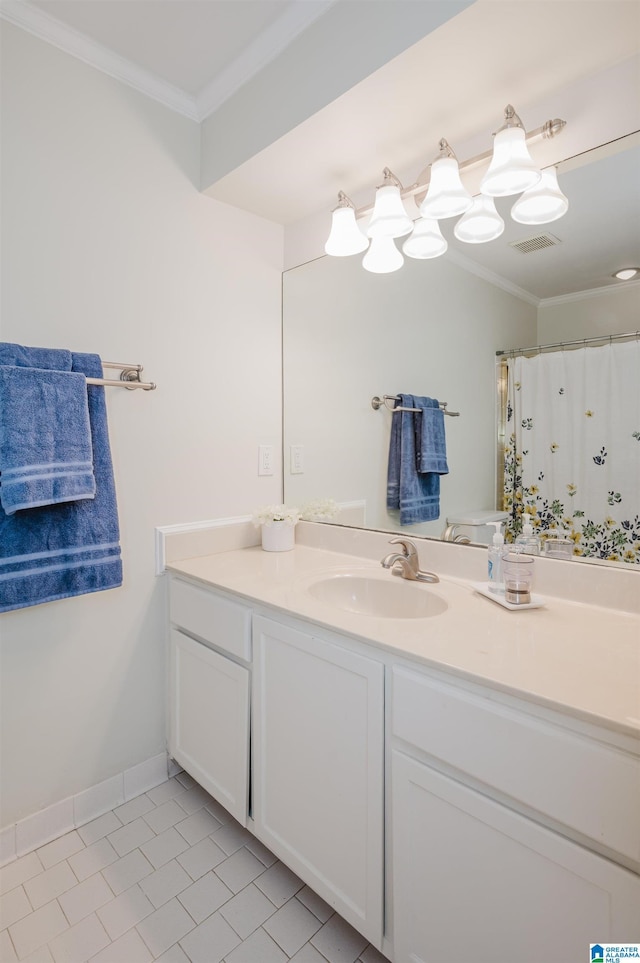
[0,365,96,514]
[0,345,122,612]
[387,394,441,525]
[414,397,449,475]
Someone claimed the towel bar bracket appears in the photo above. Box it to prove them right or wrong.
[86,363,156,390]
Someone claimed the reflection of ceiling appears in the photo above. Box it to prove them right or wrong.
[443,140,640,301]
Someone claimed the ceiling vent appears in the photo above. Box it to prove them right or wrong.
[509,233,561,254]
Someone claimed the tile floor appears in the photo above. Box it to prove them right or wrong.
[0,772,389,963]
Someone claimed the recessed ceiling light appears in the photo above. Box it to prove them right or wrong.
[613,268,640,281]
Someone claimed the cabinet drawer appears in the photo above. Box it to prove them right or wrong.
[169,577,251,662]
[391,666,640,866]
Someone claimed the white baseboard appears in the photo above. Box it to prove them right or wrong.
[1,751,173,866]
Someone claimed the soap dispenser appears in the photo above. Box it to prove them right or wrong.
[487,522,505,592]
[515,517,541,555]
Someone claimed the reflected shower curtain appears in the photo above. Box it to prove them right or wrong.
[503,339,640,563]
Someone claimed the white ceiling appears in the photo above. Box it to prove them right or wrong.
[2,0,639,299]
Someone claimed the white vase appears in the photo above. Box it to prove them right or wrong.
[261,521,296,552]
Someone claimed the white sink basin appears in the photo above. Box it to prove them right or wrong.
[307,573,448,619]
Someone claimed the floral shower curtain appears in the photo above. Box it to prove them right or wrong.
[503,338,640,563]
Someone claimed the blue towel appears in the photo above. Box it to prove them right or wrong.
[0,345,122,612]
[0,343,72,370]
[387,394,441,525]
[414,397,449,475]
[0,365,96,514]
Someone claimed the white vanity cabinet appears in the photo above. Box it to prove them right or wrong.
[252,615,385,947]
[169,577,251,825]
[390,665,640,963]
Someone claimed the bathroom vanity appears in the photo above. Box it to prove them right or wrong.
[166,540,640,963]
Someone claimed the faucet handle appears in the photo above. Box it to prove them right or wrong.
[388,537,418,559]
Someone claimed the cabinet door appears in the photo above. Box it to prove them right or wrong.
[170,629,249,825]
[392,750,640,963]
[253,616,384,946]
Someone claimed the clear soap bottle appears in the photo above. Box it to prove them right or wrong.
[487,523,505,592]
[515,519,541,555]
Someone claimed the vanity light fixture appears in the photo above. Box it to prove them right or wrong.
[419,140,473,219]
[510,166,569,225]
[362,235,404,274]
[367,169,414,239]
[403,217,448,259]
[480,105,542,196]
[454,195,505,244]
[613,267,640,281]
[324,192,369,256]
[324,104,567,273]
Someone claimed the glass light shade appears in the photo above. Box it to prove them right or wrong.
[362,236,404,273]
[481,126,542,197]
[419,156,473,219]
[324,206,369,256]
[454,195,505,244]
[403,218,448,259]
[367,184,413,238]
[510,167,569,225]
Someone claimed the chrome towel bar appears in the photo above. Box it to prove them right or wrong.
[371,395,459,416]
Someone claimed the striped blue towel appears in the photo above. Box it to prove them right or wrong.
[0,345,122,612]
[0,365,96,514]
[387,394,442,525]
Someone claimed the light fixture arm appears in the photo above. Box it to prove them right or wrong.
[435,138,457,161]
[378,167,404,190]
[496,103,524,133]
[332,191,357,212]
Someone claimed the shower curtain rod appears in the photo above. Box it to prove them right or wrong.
[496,330,639,358]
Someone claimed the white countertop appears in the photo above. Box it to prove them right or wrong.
[167,544,640,739]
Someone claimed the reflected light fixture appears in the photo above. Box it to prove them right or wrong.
[454,194,504,244]
[613,268,640,281]
[362,235,404,273]
[419,140,473,219]
[511,167,569,225]
[403,218,448,259]
[367,169,414,239]
[324,192,369,256]
[480,105,542,197]
[324,104,567,274]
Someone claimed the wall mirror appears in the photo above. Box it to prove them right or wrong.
[282,134,640,567]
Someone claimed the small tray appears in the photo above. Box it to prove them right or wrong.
[472,582,545,611]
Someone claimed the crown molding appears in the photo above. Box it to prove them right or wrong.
[0,0,199,121]
[447,249,541,306]
[1,0,338,124]
[195,0,338,121]
[539,277,640,307]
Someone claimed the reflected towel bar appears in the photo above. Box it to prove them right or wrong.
[371,395,460,417]
[86,362,156,391]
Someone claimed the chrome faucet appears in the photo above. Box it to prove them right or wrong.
[441,524,471,544]
[381,538,440,583]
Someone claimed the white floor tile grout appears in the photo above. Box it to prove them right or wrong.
[0,776,388,963]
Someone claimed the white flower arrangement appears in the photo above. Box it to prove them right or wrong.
[300,497,339,522]
[252,498,339,527]
[252,504,301,527]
